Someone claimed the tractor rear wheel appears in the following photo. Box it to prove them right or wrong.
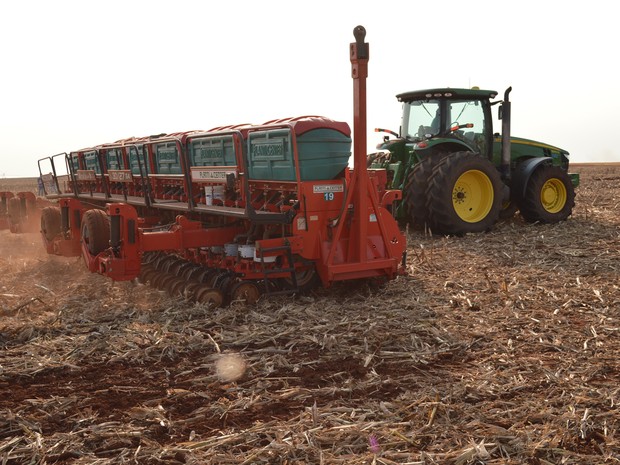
[518,165,575,223]
[40,206,61,241]
[403,154,445,229]
[426,151,502,235]
[81,209,110,256]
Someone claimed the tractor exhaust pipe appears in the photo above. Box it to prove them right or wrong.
[500,87,512,181]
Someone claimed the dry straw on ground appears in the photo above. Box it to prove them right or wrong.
[1,165,619,464]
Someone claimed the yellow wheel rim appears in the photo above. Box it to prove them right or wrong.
[452,170,494,223]
[540,178,567,213]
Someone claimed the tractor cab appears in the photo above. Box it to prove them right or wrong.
[398,88,497,161]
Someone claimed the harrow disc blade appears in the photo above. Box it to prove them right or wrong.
[164,277,187,297]
[174,262,196,278]
[210,271,230,289]
[142,252,160,265]
[162,258,184,273]
[216,276,235,294]
[167,259,189,276]
[199,269,220,286]
[153,255,176,271]
[182,281,203,300]
[195,285,224,307]
[151,271,169,289]
[158,274,177,290]
[138,264,155,283]
[183,266,204,281]
[140,268,160,285]
[230,281,261,305]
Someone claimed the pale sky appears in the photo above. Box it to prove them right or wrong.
[1,0,617,178]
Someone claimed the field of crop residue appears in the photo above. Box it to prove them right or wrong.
[1,164,619,464]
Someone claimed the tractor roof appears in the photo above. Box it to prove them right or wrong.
[396,88,498,102]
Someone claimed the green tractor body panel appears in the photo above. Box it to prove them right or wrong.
[370,87,579,225]
[492,137,571,173]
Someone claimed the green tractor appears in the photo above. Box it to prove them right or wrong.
[369,87,579,235]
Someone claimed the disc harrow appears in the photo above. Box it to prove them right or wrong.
[137,253,269,306]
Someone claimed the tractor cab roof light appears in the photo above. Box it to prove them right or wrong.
[425,92,453,98]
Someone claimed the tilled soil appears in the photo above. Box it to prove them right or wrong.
[1,165,619,464]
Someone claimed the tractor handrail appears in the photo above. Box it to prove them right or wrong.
[37,152,70,197]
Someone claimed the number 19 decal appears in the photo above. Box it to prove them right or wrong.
[324,192,335,201]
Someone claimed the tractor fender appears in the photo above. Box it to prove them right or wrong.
[419,138,473,155]
[511,157,552,200]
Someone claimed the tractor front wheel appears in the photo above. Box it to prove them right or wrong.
[518,165,575,223]
[426,151,502,235]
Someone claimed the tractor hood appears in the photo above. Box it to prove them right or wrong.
[507,136,570,157]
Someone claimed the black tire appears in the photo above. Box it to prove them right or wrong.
[403,154,446,229]
[81,209,110,256]
[426,151,503,235]
[518,165,575,223]
[40,206,61,242]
